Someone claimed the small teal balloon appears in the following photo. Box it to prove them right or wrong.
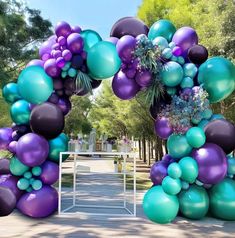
[18,66,53,104]
[162,176,182,195]
[166,86,177,96]
[177,56,185,65]
[169,42,176,49]
[210,114,224,121]
[32,179,43,190]
[170,55,178,62]
[152,36,169,51]
[26,187,33,193]
[161,61,184,87]
[81,29,102,52]
[162,48,172,59]
[61,71,67,78]
[32,166,42,176]
[168,162,182,179]
[2,83,21,103]
[183,63,198,78]
[148,19,176,42]
[195,179,204,186]
[181,181,189,190]
[186,127,206,148]
[62,62,71,71]
[180,77,194,88]
[24,171,32,179]
[143,186,179,224]
[227,157,235,175]
[10,156,29,176]
[10,99,30,125]
[87,41,121,79]
[17,178,30,190]
[198,119,209,129]
[202,109,213,120]
[29,178,35,185]
[68,68,77,77]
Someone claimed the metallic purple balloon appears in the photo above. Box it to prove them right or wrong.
[124,68,136,79]
[0,158,10,174]
[0,128,13,150]
[48,93,59,104]
[56,57,66,68]
[67,33,84,54]
[162,154,174,165]
[154,117,173,140]
[39,35,56,61]
[112,71,140,100]
[40,161,59,185]
[17,185,58,218]
[55,21,71,37]
[150,161,168,185]
[16,133,49,167]
[172,46,182,56]
[27,59,44,68]
[7,141,17,154]
[106,37,119,45]
[57,97,72,115]
[191,143,227,184]
[62,49,72,61]
[135,70,153,87]
[71,25,82,34]
[44,58,61,77]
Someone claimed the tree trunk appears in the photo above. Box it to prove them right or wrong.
[138,139,141,160]
[142,137,146,163]
[148,140,151,166]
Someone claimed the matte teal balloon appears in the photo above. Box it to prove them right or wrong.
[29,178,35,185]
[143,186,179,224]
[81,29,102,52]
[32,179,42,190]
[32,166,42,176]
[148,19,176,42]
[18,65,53,104]
[210,114,224,121]
[10,156,29,176]
[153,36,169,51]
[177,56,185,65]
[167,134,192,158]
[162,48,172,59]
[26,187,33,193]
[183,63,198,78]
[178,185,209,219]
[227,157,235,175]
[68,68,77,77]
[24,171,32,179]
[87,41,121,79]
[181,181,189,190]
[162,176,182,195]
[186,127,206,148]
[166,86,176,96]
[179,156,198,183]
[180,77,194,89]
[59,133,69,143]
[198,57,235,103]
[17,178,30,190]
[167,162,182,179]
[2,83,21,103]
[198,119,209,129]
[10,99,30,125]
[161,61,184,87]
[209,178,235,220]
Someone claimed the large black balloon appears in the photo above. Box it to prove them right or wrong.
[188,45,208,65]
[0,186,16,216]
[110,17,149,38]
[204,119,235,154]
[30,103,65,140]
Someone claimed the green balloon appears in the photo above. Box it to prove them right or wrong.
[178,185,209,219]
[81,29,102,52]
[143,186,179,224]
[186,127,206,148]
[161,61,184,87]
[209,178,235,220]
[167,134,192,159]
[153,36,169,51]
[10,156,29,176]
[179,156,198,183]
[180,77,194,89]
[87,41,121,79]
[2,83,21,103]
[183,63,198,78]
[32,179,42,190]
[148,19,176,42]
[168,162,182,179]
[162,176,182,195]
[17,178,30,190]
[198,57,235,103]
[32,166,42,176]
[18,66,53,104]
[10,99,30,125]
[227,157,235,175]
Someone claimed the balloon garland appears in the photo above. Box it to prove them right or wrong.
[0,17,235,222]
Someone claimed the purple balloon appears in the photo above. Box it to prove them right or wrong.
[55,21,71,37]
[0,186,16,216]
[62,49,72,61]
[71,25,82,34]
[150,161,168,185]
[57,36,66,46]
[191,143,227,184]
[7,141,17,154]
[172,46,182,56]
[53,78,64,90]
[154,117,173,140]
[44,58,61,77]
[48,93,59,104]
[0,158,10,174]
[40,161,59,185]
[106,37,119,45]
[135,70,153,87]
[17,185,58,218]
[0,128,13,150]
[39,35,56,61]
[27,59,44,68]
[57,97,72,115]
[56,57,66,68]
[16,133,49,167]
[124,68,136,79]
[52,50,62,59]
[112,71,140,100]
[67,33,84,54]
[162,154,174,165]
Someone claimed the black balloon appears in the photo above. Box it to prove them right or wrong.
[188,45,208,65]
[91,79,102,89]
[204,119,235,154]
[71,54,83,69]
[110,17,149,38]
[0,186,16,216]
[0,159,10,174]
[30,103,65,140]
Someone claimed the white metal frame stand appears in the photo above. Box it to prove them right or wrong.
[58,152,136,217]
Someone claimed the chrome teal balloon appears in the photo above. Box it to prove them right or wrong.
[198,57,235,103]
[10,99,30,125]
[81,29,102,52]
[162,176,182,195]
[167,162,182,179]
[183,63,198,78]
[152,36,168,51]
[161,61,184,87]
[209,178,235,220]
[148,19,176,42]
[2,83,21,103]
[178,185,209,219]
[180,77,194,88]
[18,66,53,104]
[87,41,121,79]
[179,156,198,183]
[186,127,206,148]
[143,186,179,224]
[17,178,30,190]
[167,134,192,158]
[32,180,42,190]
[166,86,177,95]
[10,156,29,176]
[162,48,172,59]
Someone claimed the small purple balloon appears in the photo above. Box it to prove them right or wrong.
[154,117,173,140]
[7,141,17,154]
[106,37,119,45]
[57,36,66,46]
[150,161,168,185]
[48,93,59,104]
[172,46,182,56]
[27,59,44,68]
[39,35,56,60]
[67,33,84,54]
[57,97,72,115]
[71,25,82,34]
[162,154,174,165]
[56,57,66,68]
[0,128,13,150]
[40,161,59,185]
[55,21,71,37]
[135,70,152,87]
[0,158,10,174]
[44,58,61,77]
[124,68,136,79]
[62,49,72,61]
[52,50,62,59]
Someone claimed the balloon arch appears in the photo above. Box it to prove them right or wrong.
[0,17,235,223]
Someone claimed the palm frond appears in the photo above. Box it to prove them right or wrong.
[75,71,93,94]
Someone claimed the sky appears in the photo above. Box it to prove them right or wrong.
[27,0,142,38]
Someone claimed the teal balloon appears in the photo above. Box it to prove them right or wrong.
[169,42,176,49]
[10,99,30,125]
[166,86,176,96]
[210,114,224,121]
[167,162,182,179]
[32,166,42,176]
[167,134,192,158]
[179,156,198,183]
[162,176,182,195]
[202,109,212,120]
[32,179,42,190]
[198,119,209,129]
[186,127,206,148]
[170,55,177,62]
[10,156,29,176]
[198,57,235,103]
[180,77,194,88]
[181,181,189,190]
[209,178,235,220]
[143,186,179,224]
[2,83,21,103]
[18,66,53,104]
[17,178,30,190]
[227,157,235,175]
[195,179,204,186]
[183,63,198,78]
[177,56,185,65]
[26,187,33,193]
[162,48,172,59]
[29,178,35,185]
[178,185,209,219]
[68,68,77,77]
[24,171,32,179]
[62,62,71,71]
[87,41,121,79]
[81,29,102,52]
[59,133,69,143]
[161,61,184,87]
[153,36,168,51]
[148,19,176,42]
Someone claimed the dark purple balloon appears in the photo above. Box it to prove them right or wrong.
[188,45,208,65]
[0,186,16,216]
[191,143,227,184]
[124,68,136,79]
[40,161,59,185]
[0,159,10,174]
[55,21,71,37]
[44,58,61,77]
[27,59,44,68]
[11,131,21,141]
[71,25,82,34]
[150,161,168,185]
[17,185,58,218]
[57,36,66,46]
[57,97,71,115]
[106,37,119,45]
[48,93,59,104]
[0,128,13,150]
[56,89,65,97]
[71,54,83,69]
[56,57,66,68]
[162,154,174,165]
[154,117,173,140]
[135,70,152,87]
[67,33,84,54]
[53,78,64,90]
[7,141,17,154]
